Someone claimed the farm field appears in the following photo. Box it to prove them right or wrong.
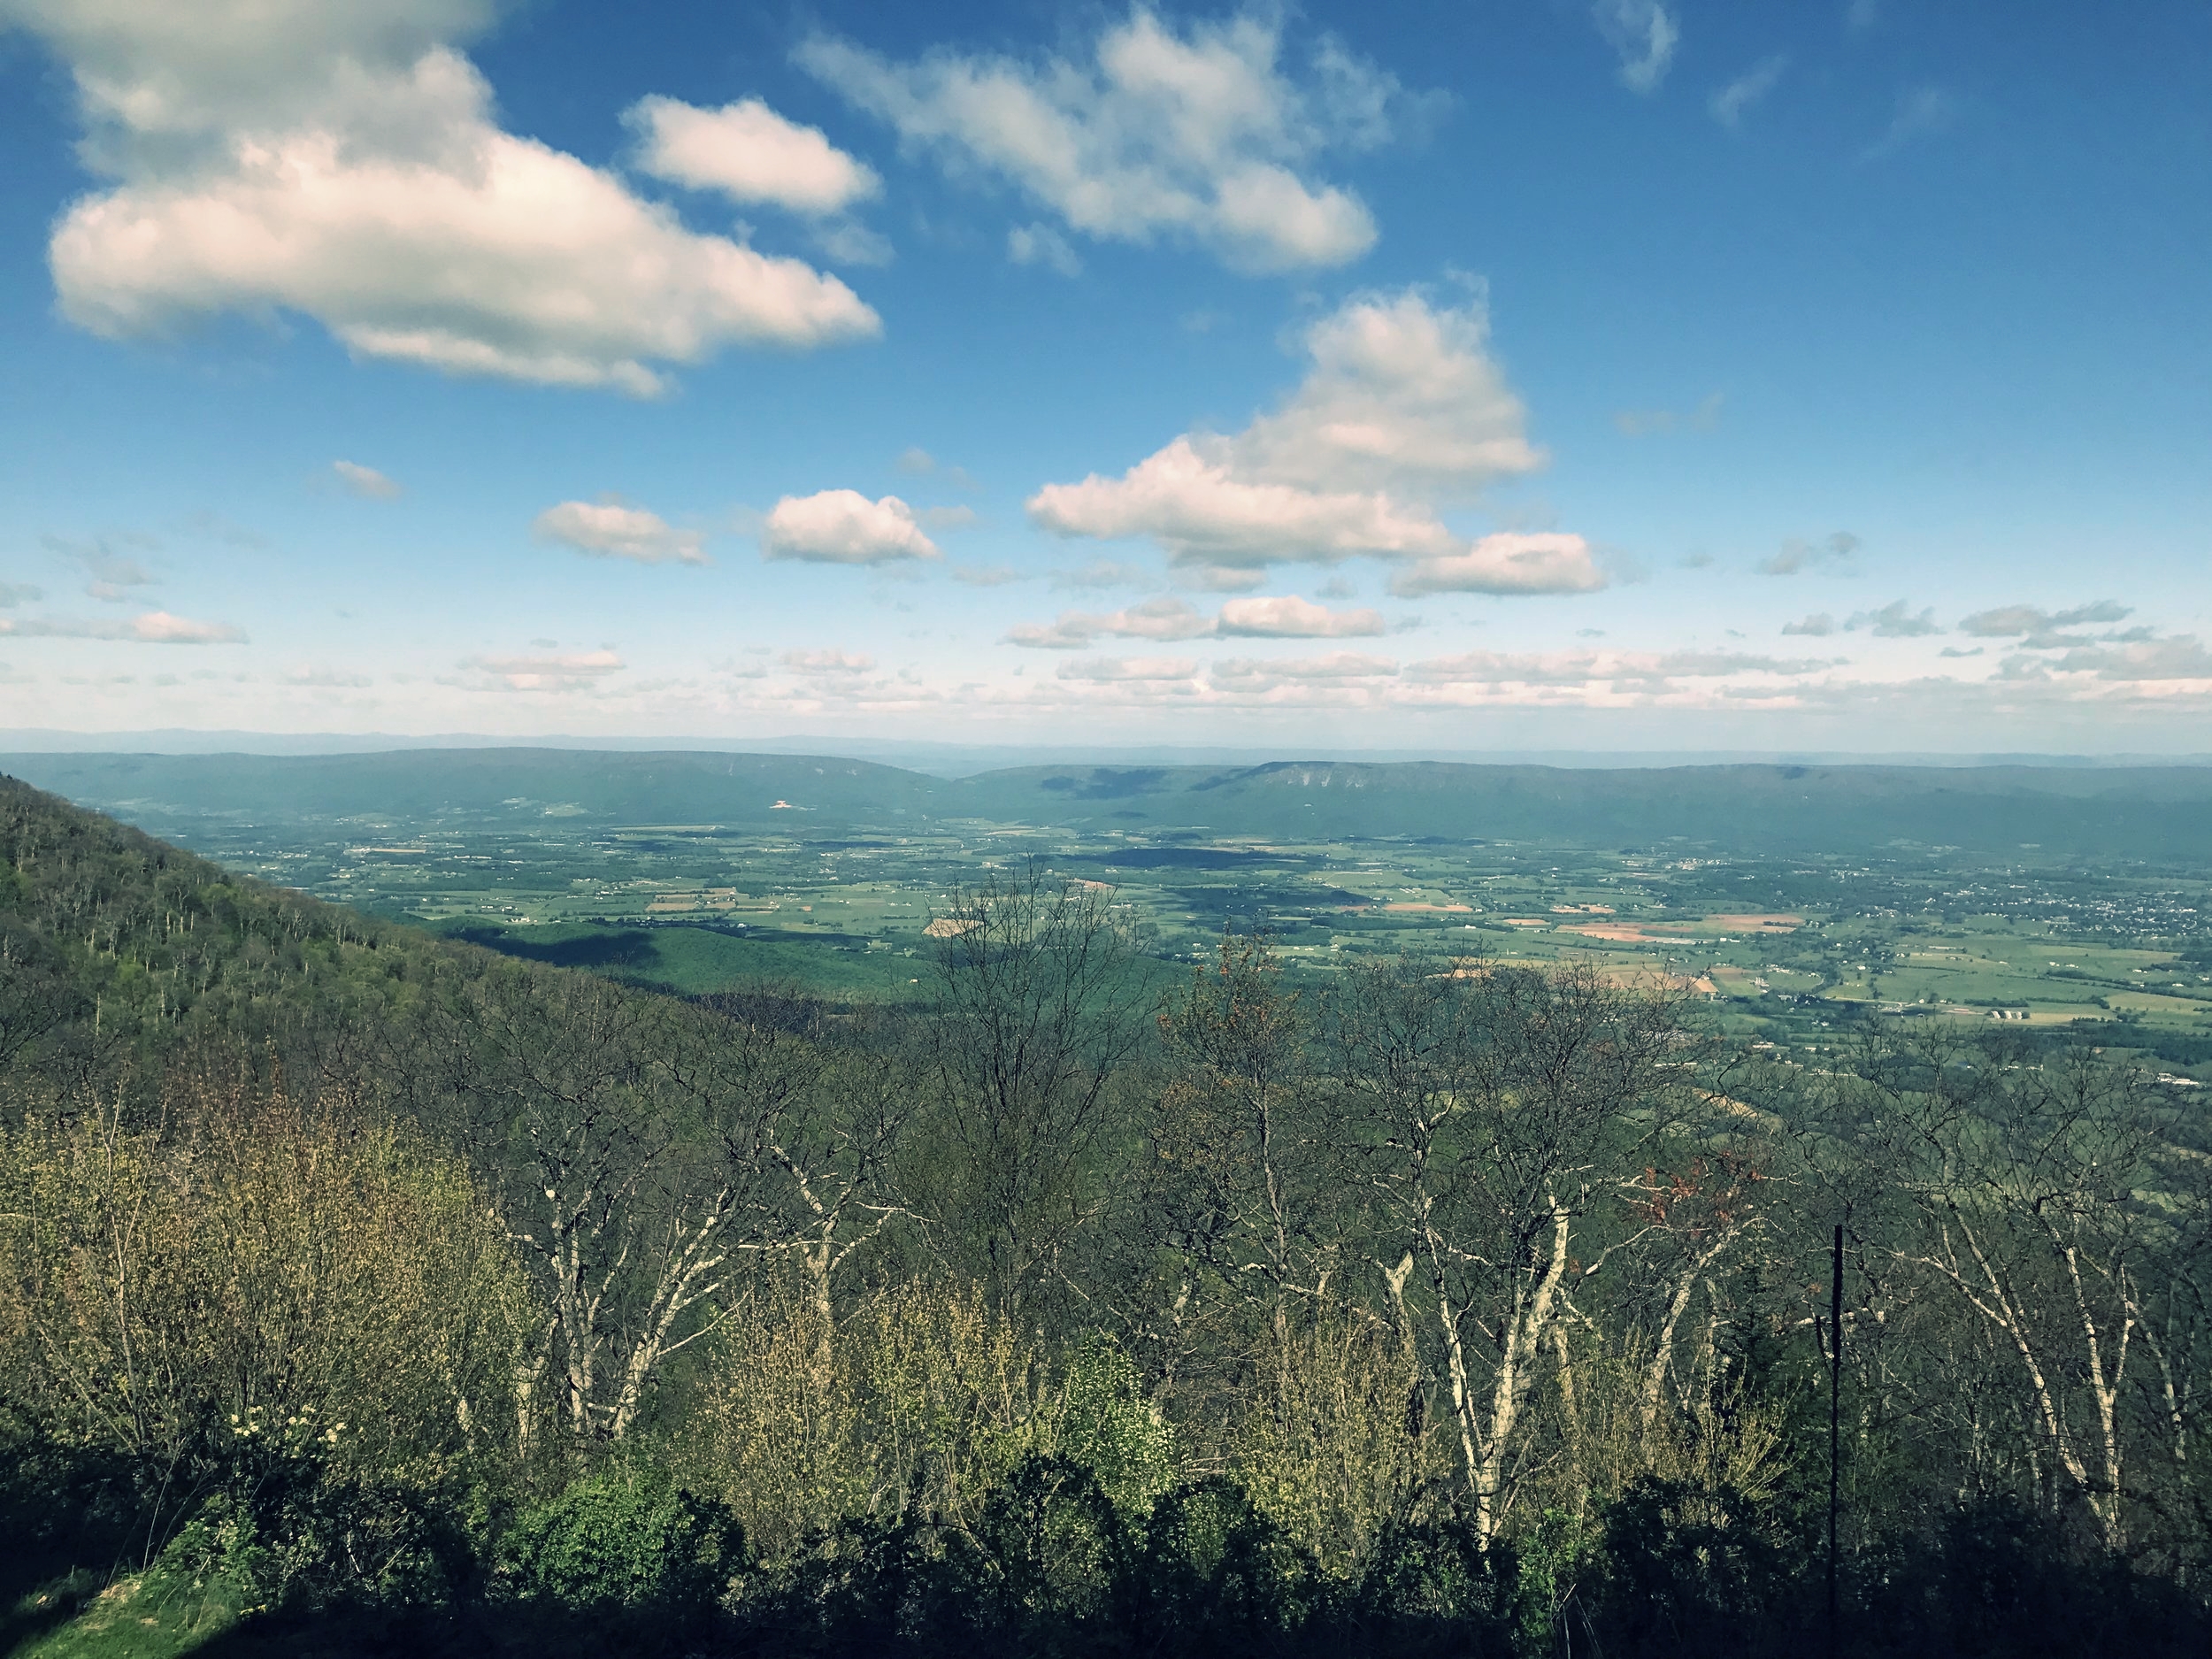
[8,749,2210,1073]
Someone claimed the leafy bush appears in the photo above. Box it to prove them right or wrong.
[1059,1334,1177,1520]
[497,1468,741,1614]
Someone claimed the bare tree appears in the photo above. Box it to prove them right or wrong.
[398,968,741,1447]
[673,989,917,1326]
[1136,933,1353,1404]
[912,861,1151,1325]
[1331,956,1697,1541]
[1859,1035,2177,1551]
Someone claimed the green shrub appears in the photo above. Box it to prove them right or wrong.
[1058,1334,1176,1520]
[497,1468,741,1614]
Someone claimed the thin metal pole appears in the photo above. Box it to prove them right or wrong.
[1828,1222,1843,1659]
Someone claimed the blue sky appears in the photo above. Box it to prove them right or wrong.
[0,0,2207,751]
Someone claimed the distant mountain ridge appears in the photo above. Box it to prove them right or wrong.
[7,749,2212,858]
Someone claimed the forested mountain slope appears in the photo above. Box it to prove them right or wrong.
[0,772,460,1087]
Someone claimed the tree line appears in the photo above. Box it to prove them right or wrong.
[1,775,2207,1655]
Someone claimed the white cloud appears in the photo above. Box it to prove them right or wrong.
[333,458,401,498]
[1215,595,1385,637]
[1407,648,1838,687]
[1051,559,1152,591]
[47,533,157,595]
[1056,655,1197,681]
[1033,436,1457,568]
[761,490,941,564]
[17,4,879,395]
[797,8,1419,272]
[1958,600,2131,639]
[780,649,877,674]
[1388,534,1605,597]
[472,648,625,690]
[1009,222,1082,276]
[2036,634,2212,682]
[1781,612,1837,637]
[1847,599,1939,638]
[533,498,707,565]
[1005,595,1213,649]
[1030,288,1579,589]
[0,582,42,607]
[0,610,247,643]
[1212,650,1396,687]
[624,95,880,215]
[1709,56,1787,129]
[1593,0,1679,94]
[809,219,894,266]
[1757,531,1860,575]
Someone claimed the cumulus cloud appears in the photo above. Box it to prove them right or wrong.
[1388,534,1605,597]
[0,611,246,643]
[333,459,401,499]
[1215,595,1385,637]
[1005,595,1212,649]
[624,95,879,215]
[1781,612,1837,637]
[1593,0,1679,94]
[761,490,941,564]
[533,498,707,565]
[472,648,625,691]
[1030,288,1587,592]
[797,8,1425,272]
[1709,56,1787,128]
[18,4,879,395]
[1757,532,1860,576]
[1847,599,1939,638]
[1056,656,1197,681]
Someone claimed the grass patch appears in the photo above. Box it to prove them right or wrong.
[10,1569,239,1659]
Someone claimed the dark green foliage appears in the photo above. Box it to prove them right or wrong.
[1851,1498,2212,1659]
[495,1468,741,1615]
[1593,1479,1801,1658]
[1130,1477,1316,1651]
